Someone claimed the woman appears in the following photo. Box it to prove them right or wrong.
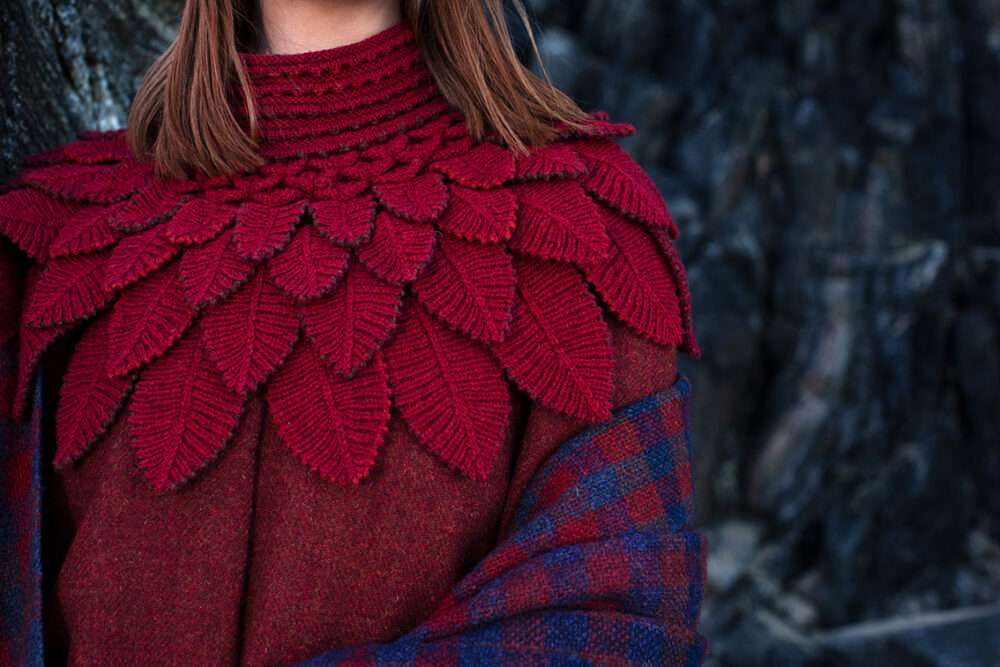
[0,0,707,664]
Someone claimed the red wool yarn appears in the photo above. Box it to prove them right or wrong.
[0,19,699,494]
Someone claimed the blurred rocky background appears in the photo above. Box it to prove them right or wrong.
[523,1,1000,665]
[2,1,998,665]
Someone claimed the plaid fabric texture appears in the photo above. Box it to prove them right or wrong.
[0,337,44,667]
[299,374,709,666]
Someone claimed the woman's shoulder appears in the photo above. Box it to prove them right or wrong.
[8,128,132,175]
[498,111,701,359]
[0,113,670,266]
[0,129,153,259]
[0,113,699,493]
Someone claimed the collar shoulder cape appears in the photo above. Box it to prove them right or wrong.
[0,20,699,493]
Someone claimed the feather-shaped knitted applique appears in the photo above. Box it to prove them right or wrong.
[0,20,698,493]
[54,306,135,466]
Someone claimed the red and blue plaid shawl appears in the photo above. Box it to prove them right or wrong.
[0,336,708,666]
[1,340,43,667]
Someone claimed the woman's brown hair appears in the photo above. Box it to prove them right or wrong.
[126,0,592,181]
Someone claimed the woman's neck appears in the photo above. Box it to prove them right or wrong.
[255,0,402,55]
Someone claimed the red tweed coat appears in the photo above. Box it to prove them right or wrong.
[0,19,706,666]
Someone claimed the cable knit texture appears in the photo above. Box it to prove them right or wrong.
[0,19,698,494]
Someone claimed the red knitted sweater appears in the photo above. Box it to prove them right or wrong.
[0,18,699,665]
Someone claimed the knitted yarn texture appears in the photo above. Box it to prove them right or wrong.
[0,19,699,493]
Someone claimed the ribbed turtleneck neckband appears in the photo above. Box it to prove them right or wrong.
[232,18,455,160]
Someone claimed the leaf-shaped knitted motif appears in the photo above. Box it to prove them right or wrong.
[341,156,396,184]
[22,249,113,328]
[129,320,247,493]
[279,171,317,195]
[55,308,135,467]
[562,114,636,140]
[361,133,409,162]
[60,133,131,164]
[110,179,188,232]
[106,258,196,376]
[515,143,587,180]
[423,133,474,165]
[0,187,80,260]
[430,142,515,188]
[581,208,685,348]
[301,259,403,377]
[234,199,308,261]
[436,185,516,244]
[400,131,446,164]
[233,171,284,195]
[15,319,72,421]
[490,253,614,422]
[178,227,255,310]
[309,193,375,246]
[19,133,127,168]
[313,177,367,202]
[50,204,122,258]
[267,223,350,301]
[345,156,387,183]
[355,210,436,284]
[16,146,71,169]
[509,180,611,265]
[372,171,449,222]
[572,138,677,236]
[202,268,301,394]
[648,225,701,359]
[202,185,245,205]
[411,234,516,343]
[11,264,58,418]
[372,160,423,186]
[22,158,147,203]
[248,186,304,207]
[382,297,510,479]
[312,154,363,177]
[163,198,238,245]
[103,222,181,292]
[267,339,392,484]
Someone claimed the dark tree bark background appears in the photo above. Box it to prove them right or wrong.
[2,1,999,665]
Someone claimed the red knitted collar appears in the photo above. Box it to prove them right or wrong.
[232,18,447,160]
[0,19,699,492]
